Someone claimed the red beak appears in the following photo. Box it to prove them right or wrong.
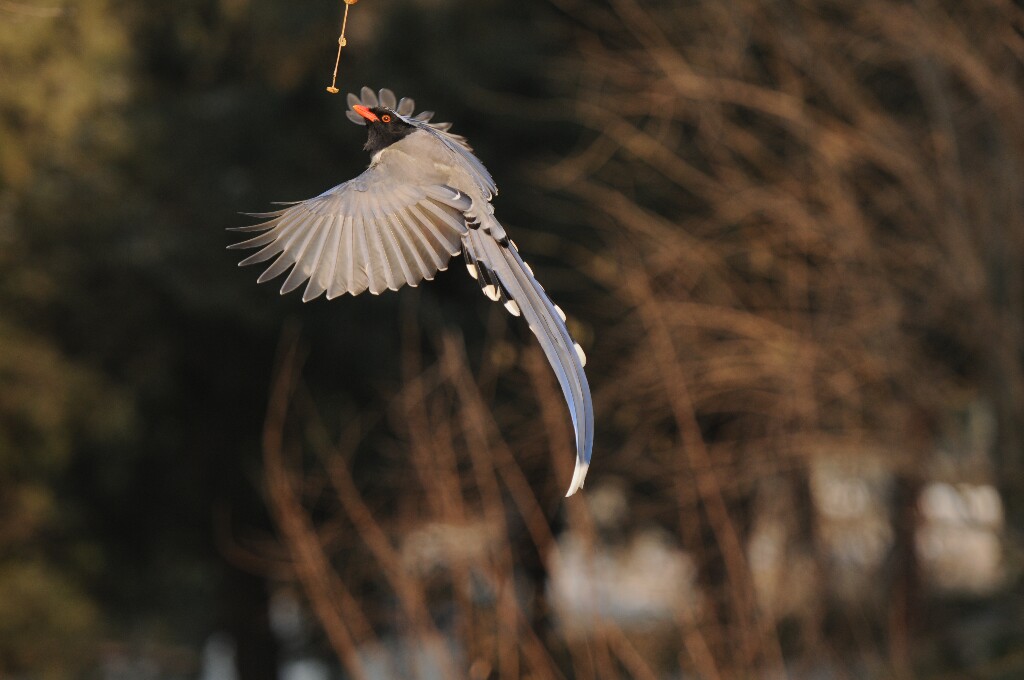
[352,105,379,123]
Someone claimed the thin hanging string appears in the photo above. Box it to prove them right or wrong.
[326,0,359,94]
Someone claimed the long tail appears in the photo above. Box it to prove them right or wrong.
[462,227,593,496]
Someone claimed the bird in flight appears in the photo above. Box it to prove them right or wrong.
[230,87,593,496]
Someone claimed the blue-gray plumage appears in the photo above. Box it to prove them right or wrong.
[230,87,592,496]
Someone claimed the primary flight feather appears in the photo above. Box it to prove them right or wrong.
[230,87,593,496]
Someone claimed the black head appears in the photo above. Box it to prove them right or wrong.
[352,105,417,155]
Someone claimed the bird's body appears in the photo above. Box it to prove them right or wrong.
[231,87,592,496]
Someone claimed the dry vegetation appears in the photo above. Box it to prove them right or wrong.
[239,1,1023,677]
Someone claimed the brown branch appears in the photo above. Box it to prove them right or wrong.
[625,264,786,675]
[261,332,371,680]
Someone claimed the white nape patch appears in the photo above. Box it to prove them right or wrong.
[483,284,500,301]
[466,263,479,280]
[504,300,521,316]
[555,305,567,322]
[574,343,587,367]
[566,459,590,497]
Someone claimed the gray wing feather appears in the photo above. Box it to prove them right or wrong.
[409,121,498,200]
[352,215,371,294]
[391,213,429,280]
[375,198,408,289]
[463,230,594,496]
[280,215,325,294]
[334,215,358,299]
[231,155,468,299]
[405,207,450,269]
[306,217,342,302]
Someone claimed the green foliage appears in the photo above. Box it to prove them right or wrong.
[0,560,100,678]
[0,321,132,473]
[0,2,138,676]
[0,0,130,191]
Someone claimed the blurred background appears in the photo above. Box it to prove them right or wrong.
[2,0,1023,678]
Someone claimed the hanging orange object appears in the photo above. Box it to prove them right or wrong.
[326,0,360,94]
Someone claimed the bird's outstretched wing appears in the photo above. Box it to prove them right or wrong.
[229,158,472,300]
[463,229,594,496]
